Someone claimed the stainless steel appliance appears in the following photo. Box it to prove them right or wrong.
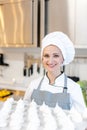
[0,0,45,47]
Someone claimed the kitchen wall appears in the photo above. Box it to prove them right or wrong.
[0,47,42,87]
[66,48,87,81]
[0,47,87,89]
[66,58,87,81]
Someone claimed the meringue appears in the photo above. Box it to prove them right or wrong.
[68,107,83,123]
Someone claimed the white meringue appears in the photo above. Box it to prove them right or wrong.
[68,107,83,123]
[82,108,87,120]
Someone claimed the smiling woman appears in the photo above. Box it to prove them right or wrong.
[24,31,86,114]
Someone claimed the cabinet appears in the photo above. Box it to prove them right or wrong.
[0,0,38,47]
[46,0,75,43]
[46,0,87,48]
[75,0,87,48]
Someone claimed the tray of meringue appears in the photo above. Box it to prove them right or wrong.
[0,98,87,130]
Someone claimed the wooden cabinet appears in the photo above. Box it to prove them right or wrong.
[46,0,87,48]
[0,0,38,47]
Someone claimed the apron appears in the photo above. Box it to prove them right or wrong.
[31,74,71,110]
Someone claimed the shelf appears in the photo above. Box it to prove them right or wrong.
[0,82,27,91]
[75,45,87,49]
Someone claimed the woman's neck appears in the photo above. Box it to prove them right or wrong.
[47,71,61,84]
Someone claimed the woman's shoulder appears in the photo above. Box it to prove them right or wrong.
[67,76,80,88]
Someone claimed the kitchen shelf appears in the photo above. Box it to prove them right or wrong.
[0,82,27,91]
[75,45,87,49]
[75,47,87,58]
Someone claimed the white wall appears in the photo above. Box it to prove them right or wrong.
[0,48,41,86]
[65,58,87,81]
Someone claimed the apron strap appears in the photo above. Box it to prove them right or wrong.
[63,74,68,93]
[37,77,44,90]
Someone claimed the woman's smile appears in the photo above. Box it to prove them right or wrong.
[47,63,57,69]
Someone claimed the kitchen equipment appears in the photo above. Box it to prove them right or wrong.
[0,53,9,66]
[0,53,9,76]
[0,0,45,47]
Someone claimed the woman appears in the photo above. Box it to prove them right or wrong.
[24,31,86,112]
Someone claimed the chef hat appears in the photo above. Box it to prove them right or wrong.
[41,31,75,65]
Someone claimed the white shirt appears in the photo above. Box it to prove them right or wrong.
[24,73,86,113]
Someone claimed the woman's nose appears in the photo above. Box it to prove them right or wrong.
[48,57,53,63]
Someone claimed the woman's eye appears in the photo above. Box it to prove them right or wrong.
[54,54,59,57]
[43,54,49,58]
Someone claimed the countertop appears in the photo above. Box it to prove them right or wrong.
[0,82,27,91]
[0,82,26,101]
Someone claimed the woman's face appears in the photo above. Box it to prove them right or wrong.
[42,45,64,73]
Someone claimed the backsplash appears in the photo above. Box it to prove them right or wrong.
[0,48,45,88]
[0,52,25,83]
[65,57,87,81]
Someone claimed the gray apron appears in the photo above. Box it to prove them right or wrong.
[31,74,71,110]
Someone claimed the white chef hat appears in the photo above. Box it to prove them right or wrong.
[41,31,75,65]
